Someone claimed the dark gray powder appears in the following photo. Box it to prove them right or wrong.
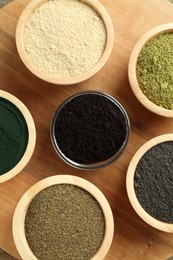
[134,141,173,223]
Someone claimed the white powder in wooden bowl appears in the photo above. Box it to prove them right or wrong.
[23,0,106,78]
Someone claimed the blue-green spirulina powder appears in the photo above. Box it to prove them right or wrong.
[0,97,28,175]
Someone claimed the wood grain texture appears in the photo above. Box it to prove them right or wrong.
[0,0,173,259]
[0,249,16,260]
[0,0,13,8]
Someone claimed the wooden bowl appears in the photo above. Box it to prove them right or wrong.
[126,134,173,232]
[128,23,173,117]
[12,175,114,260]
[0,90,36,183]
[16,0,114,85]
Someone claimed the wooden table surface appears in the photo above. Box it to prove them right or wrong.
[1,0,173,259]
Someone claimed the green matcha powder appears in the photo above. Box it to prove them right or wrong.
[25,184,105,260]
[0,97,28,174]
[136,32,173,110]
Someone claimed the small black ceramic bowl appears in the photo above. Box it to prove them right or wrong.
[51,91,130,170]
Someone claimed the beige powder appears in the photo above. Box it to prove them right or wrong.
[23,0,106,78]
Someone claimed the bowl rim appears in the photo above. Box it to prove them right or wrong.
[126,133,173,232]
[0,90,36,183]
[50,91,130,170]
[12,174,114,260]
[16,0,114,85]
[128,23,173,117]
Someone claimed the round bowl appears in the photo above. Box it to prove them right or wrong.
[128,23,173,117]
[13,174,114,260]
[0,90,36,183]
[50,91,130,170]
[126,133,173,232]
[16,0,114,85]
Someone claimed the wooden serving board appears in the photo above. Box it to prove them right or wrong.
[0,0,173,259]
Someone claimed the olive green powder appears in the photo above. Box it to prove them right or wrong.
[0,97,28,174]
[136,33,173,109]
[25,184,105,260]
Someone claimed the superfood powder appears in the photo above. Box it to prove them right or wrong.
[25,184,105,260]
[0,97,28,174]
[136,33,173,110]
[53,93,129,165]
[134,141,173,223]
[23,0,106,78]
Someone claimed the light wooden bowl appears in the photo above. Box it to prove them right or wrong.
[128,23,173,117]
[13,175,114,260]
[126,134,173,232]
[0,90,36,183]
[16,0,114,85]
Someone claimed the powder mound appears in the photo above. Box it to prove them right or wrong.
[134,141,173,223]
[54,94,127,164]
[25,184,105,260]
[23,0,106,78]
[0,98,28,174]
[136,33,173,110]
